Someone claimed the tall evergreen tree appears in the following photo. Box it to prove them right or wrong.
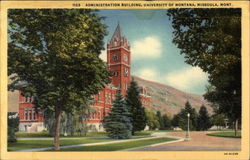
[197,105,211,131]
[125,79,146,134]
[103,89,132,139]
[171,114,180,128]
[8,9,110,150]
[174,101,198,130]
[162,114,172,130]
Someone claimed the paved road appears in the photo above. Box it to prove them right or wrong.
[131,131,241,151]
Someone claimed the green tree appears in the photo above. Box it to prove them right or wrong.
[173,101,198,130]
[167,8,241,136]
[44,106,91,136]
[145,110,159,130]
[125,79,146,135]
[211,114,226,130]
[162,114,172,130]
[103,89,132,139]
[156,111,164,130]
[197,105,211,131]
[171,114,180,128]
[8,9,110,150]
[8,113,19,142]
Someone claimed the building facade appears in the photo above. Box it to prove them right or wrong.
[18,24,151,132]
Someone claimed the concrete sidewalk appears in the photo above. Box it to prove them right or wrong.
[131,131,241,151]
[15,132,183,152]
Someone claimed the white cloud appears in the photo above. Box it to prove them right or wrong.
[135,68,158,82]
[164,67,208,92]
[99,50,107,62]
[131,36,162,59]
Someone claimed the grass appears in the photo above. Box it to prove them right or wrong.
[16,131,51,138]
[8,137,113,151]
[207,131,241,138]
[147,130,182,132]
[16,131,108,138]
[10,131,152,151]
[134,131,152,136]
[56,137,177,151]
[16,131,152,138]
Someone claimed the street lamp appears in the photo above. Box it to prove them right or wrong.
[185,113,191,140]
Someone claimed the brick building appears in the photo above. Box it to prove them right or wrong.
[18,24,151,132]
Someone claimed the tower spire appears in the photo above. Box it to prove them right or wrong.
[111,22,122,41]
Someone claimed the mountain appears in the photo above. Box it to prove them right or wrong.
[133,76,213,117]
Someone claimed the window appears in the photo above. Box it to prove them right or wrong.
[29,112,32,120]
[98,91,101,101]
[25,111,28,120]
[33,112,36,120]
[124,68,129,76]
[109,93,112,104]
[91,112,94,120]
[124,54,128,62]
[113,71,118,76]
[98,111,101,119]
[112,54,118,61]
[105,93,108,103]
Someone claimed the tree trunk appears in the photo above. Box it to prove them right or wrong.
[234,119,238,137]
[54,106,62,150]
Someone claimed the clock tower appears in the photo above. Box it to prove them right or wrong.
[107,24,131,96]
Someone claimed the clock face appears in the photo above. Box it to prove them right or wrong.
[112,54,118,61]
[124,54,128,62]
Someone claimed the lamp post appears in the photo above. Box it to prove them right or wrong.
[185,113,191,140]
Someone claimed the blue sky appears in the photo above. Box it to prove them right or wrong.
[98,10,209,94]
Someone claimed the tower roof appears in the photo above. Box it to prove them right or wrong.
[108,23,130,49]
[111,23,122,41]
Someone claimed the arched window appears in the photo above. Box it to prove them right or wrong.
[33,111,36,120]
[98,111,101,119]
[29,112,32,120]
[124,68,129,76]
[25,97,28,103]
[25,111,28,120]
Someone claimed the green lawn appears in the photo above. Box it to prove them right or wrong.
[57,137,176,151]
[16,131,106,138]
[207,131,241,138]
[8,137,112,151]
[134,131,152,136]
[16,131,152,138]
[150,130,182,132]
[10,131,152,151]
[16,131,51,138]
